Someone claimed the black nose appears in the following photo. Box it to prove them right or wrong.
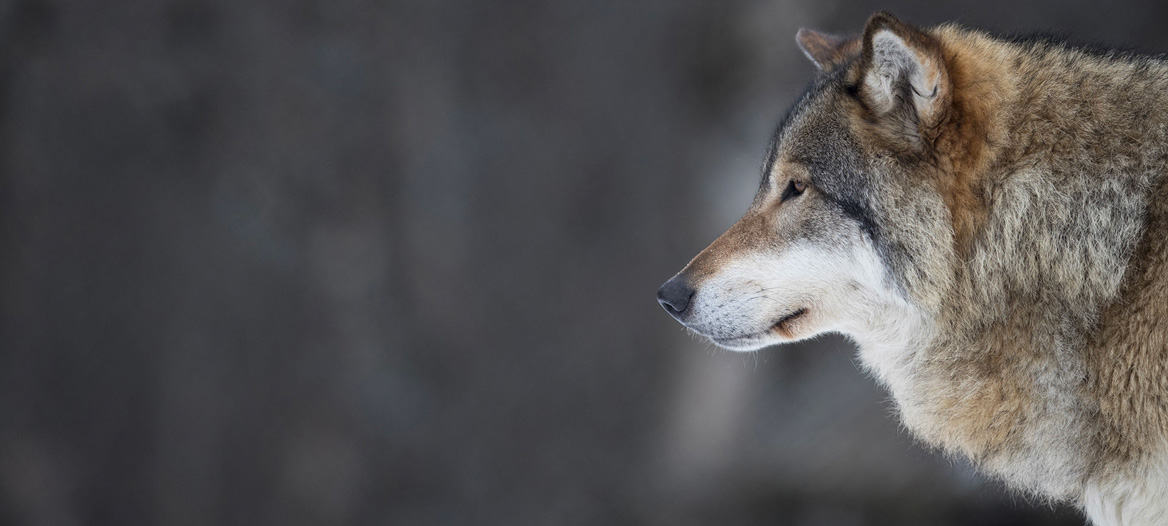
[657,276,695,321]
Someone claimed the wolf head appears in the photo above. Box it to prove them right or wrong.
[658,13,984,351]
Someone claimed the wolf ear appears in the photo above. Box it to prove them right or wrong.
[796,28,858,71]
[856,12,949,134]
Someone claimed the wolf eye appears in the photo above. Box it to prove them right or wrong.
[781,180,807,202]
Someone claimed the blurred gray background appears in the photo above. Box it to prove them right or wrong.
[1,0,1164,524]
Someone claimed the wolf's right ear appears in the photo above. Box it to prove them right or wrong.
[796,28,858,71]
[855,12,950,136]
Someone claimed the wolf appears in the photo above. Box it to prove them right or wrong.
[657,12,1168,525]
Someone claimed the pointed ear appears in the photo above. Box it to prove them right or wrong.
[856,12,949,132]
[796,28,859,71]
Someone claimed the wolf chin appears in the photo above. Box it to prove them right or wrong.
[657,12,1168,526]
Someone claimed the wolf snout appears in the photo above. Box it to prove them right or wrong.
[657,275,695,322]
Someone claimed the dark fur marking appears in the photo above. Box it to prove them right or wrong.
[761,83,820,187]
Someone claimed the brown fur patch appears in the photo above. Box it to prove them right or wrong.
[677,209,773,286]
[929,27,1012,255]
[1087,179,1168,474]
[923,306,1044,461]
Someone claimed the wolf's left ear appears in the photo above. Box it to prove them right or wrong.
[796,28,858,71]
[856,12,949,132]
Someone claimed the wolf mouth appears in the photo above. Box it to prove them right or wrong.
[709,308,808,348]
[770,308,808,333]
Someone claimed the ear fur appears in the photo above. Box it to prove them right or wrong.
[796,28,859,72]
[856,12,950,140]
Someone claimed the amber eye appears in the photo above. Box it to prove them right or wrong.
[781,180,807,202]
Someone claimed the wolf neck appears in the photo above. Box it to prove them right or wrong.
[939,28,1168,327]
[867,28,1168,498]
[846,295,934,397]
[932,26,1168,263]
